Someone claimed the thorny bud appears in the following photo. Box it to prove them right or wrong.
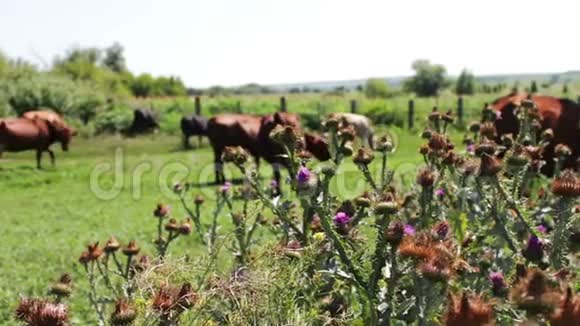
[164,218,179,232]
[541,128,554,141]
[480,122,497,139]
[375,135,393,152]
[222,146,248,165]
[479,155,502,177]
[104,237,121,254]
[474,139,496,157]
[353,147,374,165]
[122,240,140,256]
[421,129,433,139]
[417,168,435,188]
[50,274,73,298]
[468,122,481,133]
[384,222,405,246]
[337,125,356,142]
[270,125,299,148]
[154,204,170,218]
[554,143,572,157]
[374,201,399,215]
[179,218,193,235]
[194,194,204,205]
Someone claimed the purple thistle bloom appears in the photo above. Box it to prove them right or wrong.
[489,271,505,293]
[434,221,449,239]
[466,144,475,153]
[404,224,416,236]
[220,181,232,193]
[435,188,445,198]
[537,225,547,234]
[296,166,311,184]
[333,211,351,225]
[270,179,278,188]
[523,235,544,262]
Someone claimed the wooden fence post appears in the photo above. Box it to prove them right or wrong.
[408,99,415,129]
[457,96,464,124]
[280,96,287,112]
[350,99,358,113]
[577,95,580,104]
[194,96,201,115]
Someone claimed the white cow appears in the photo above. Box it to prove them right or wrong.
[328,112,374,148]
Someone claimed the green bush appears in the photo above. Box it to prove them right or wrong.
[94,105,133,134]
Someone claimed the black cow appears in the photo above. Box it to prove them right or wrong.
[181,115,208,148]
[128,108,158,134]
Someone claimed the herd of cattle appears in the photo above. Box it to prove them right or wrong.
[0,93,578,184]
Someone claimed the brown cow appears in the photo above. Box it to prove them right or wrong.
[492,93,580,173]
[207,112,330,187]
[206,113,263,184]
[22,110,66,125]
[0,118,74,168]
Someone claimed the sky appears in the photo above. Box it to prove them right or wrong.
[1,0,578,87]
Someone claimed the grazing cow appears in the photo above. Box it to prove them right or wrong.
[22,109,66,125]
[304,132,331,162]
[491,93,580,173]
[180,115,208,148]
[207,112,330,187]
[206,113,263,184]
[0,118,74,168]
[328,112,374,148]
[128,108,158,134]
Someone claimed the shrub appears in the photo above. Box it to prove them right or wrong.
[94,105,133,134]
[365,78,391,98]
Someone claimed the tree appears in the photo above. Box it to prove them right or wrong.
[103,42,127,73]
[130,73,155,97]
[365,78,390,98]
[404,60,447,97]
[530,80,538,93]
[455,69,475,95]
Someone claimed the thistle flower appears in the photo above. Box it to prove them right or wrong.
[554,143,572,157]
[506,145,530,167]
[549,287,580,326]
[466,144,475,154]
[194,194,204,205]
[179,218,193,235]
[79,242,103,265]
[15,298,69,326]
[433,221,450,239]
[220,181,232,194]
[333,212,351,226]
[489,271,506,296]
[110,298,137,326]
[223,146,249,165]
[104,237,121,254]
[551,169,580,197]
[50,274,73,299]
[122,240,140,256]
[444,293,494,326]
[296,166,311,184]
[384,222,405,246]
[404,224,416,236]
[522,235,544,263]
[510,269,561,315]
[375,135,393,152]
[420,259,451,282]
[428,133,448,151]
[435,188,445,198]
[353,147,374,165]
[419,144,430,155]
[468,122,480,133]
[165,218,179,232]
[442,110,454,123]
[154,204,170,218]
[428,107,441,122]
[374,201,399,215]
[398,235,434,261]
[337,125,356,142]
[172,182,183,194]
[442,151,456,165]
[421,129,433,139]
[537,225,548,234]
[354,194,372,208]
[474,139,496,157]
[270,125,299,148]
[478,154,502,177]
[480,122,497,139]
[541,128,554,141]
[133,255,150,273]
[416,168,435,187]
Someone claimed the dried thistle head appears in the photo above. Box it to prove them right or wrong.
[551,169,580,197]
[510,269,561,316]
[110,298,137,326]
[428,133,448,151]
[122,240,140,256]
[549,287,580,326]
[49,274,73,299]
[444,292,494,326]
[420,259,451,283]
[554,144,572,157]
[353,147,374,165]
[178,218,193,235]
[479,154,502,177]
[104,237,121,254]
[15,298,69,326]
[480,122,497,139]
[164,218,179,232]
[79,242,103,265]
[416,168,435,188]
[398,233,435,261]
[153,203,170,218]
[383,221,405,246]
[194,194,205,205]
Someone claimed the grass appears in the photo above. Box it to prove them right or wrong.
[0,127,463,324]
